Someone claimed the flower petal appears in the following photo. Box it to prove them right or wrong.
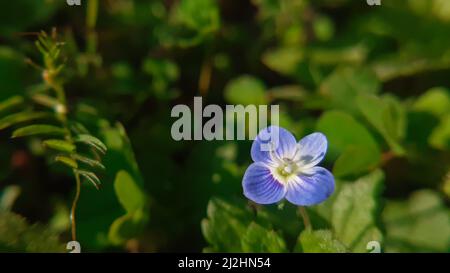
[285,167,335,206]
[251,126,297,164]
[243,162,286,204]
[294,132,327,169]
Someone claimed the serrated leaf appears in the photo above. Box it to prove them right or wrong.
[332,170,384,252]
[202,197,253,252]
[44,139,76,153]
[54,155,78,169]
[74,134,107,154]
[76,170,101,189]
[12,124,66,138]
[241,222,287,253]
[294,229,347,253]
[114,170,146,213]
[73,154,105,170]
[0,96,24,113]
[0,111,50,130]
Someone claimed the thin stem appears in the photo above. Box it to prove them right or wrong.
[298,206,312,230]
[70,171,81,241]
[52,81,80,242]
[86,0,99,54]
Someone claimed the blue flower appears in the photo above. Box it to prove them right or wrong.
[243,126,335,206]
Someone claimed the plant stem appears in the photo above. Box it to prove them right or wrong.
[86,0,99,54]
[298,206,312,230]
[52,81,80,241]
[70,171,81,241]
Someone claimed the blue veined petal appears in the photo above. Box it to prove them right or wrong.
[294,132,328,169]
[285,167,335,206]
[243,162,286,204]
[251,126,297,165]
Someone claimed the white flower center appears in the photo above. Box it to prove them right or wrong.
[268,145,305,184]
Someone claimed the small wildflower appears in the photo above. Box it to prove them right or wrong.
[243,126,335,206]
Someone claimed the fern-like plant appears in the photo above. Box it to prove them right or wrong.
[0,31,106,242]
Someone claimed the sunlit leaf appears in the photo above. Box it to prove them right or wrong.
[0,95,24,113]
[44,139,76,153]
[224,75,267,105]
[12,124,66,138]
[74,134,107,154]
[73,154,105,170]
[0,111,50,130]
[76,170,101,189]
[54,155,78,169]
[114,170,146,213]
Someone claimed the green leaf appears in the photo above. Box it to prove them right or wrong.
[224,75,268,105]
[158,0,220,47]
[74,134,107,154]
[319,67,380,113]
[429,114,450,150]
[241,222,287,253]
[43,139,76,153]
[76,122,145,250]
[108,208,148,246]
[114,170,146,213]
[383,190,450,252]
[413,87,450,117]
[0,95,24,113]
[294,229,347,253]
[54,155,78,169]
[0,211,64,252]
[12,124,66,138]
[31,93,62,110]
[262,47,303,76]
[412,87,450,150]
[73,154,105,170]
[0,111,50,130]
[201,197,252,252]
[356,94,406,155]
[76,170,101,189]
[331,170,384,252]
[316,111,381,177]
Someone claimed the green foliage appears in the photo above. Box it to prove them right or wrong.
[383,190,450,252]
[331,170,384,252]
[356,94,406,155]
[317,111,381,178]
[294,230,346,253]
[1,0,449,253]
[224,75,268,105]
[319,67,380,114]
[202,197,288,253]
[157,0,220,47]
[241,222,287,253]
[0,211,64,252]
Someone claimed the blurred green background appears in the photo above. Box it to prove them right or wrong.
[0,0,449,253]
